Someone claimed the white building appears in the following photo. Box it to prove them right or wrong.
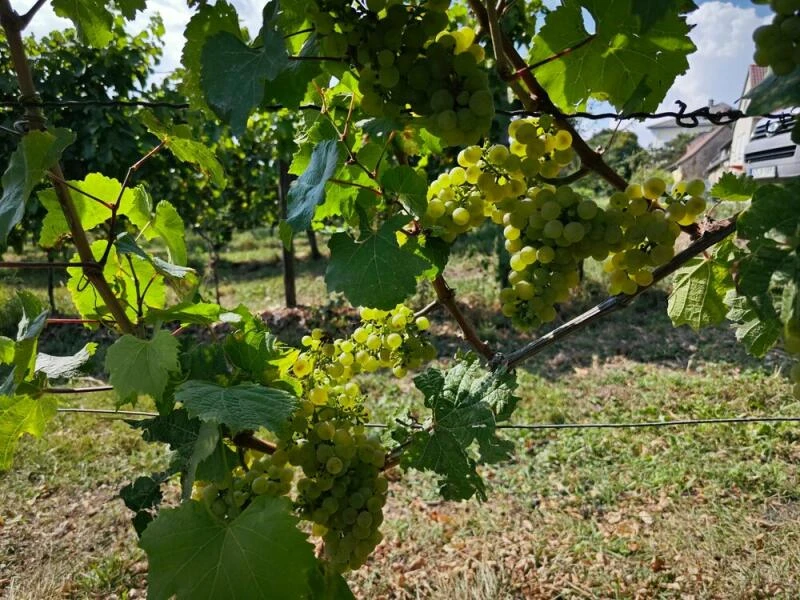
[728,65,769,174]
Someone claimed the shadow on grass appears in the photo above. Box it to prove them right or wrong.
[429,283,765,381]
[215,254,327,284]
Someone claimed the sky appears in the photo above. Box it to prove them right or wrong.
[16,0,771,148]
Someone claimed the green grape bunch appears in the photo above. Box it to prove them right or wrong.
[194,304,437,572]
[307,0,495,145]
[752,0,800,76]
[421,117,710,330]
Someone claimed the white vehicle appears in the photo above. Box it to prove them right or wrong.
[744,110,800,180]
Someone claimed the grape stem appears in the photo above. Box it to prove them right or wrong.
[232,431,277,455]
[471,0,629,193]
[498,215,739,369]
[433,275,494,360]
[413,300,439,319]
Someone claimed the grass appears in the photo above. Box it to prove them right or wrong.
[1,229,799,598]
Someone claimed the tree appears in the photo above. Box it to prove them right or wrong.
[579,128,647,195]
[647,131,696,169]
[1,0,798,598]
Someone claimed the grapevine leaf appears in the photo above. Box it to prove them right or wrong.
[725,291,781,357]
[710,172,758,202]
[52,0,113,47]
[13,308,49,383]
[195,435,239,486]
[150,201,188,266]
[668,256,733,330]
[223,324,299,386]
[35,342,97,379]
[737,182,800,246]
[287,140,342,232]
[121,475,163,513]
[184,421,221,500]
[175,380,298,436]
[114,0,146,20]
[201,22,289,135]
[405,235,451,279]
[326,216,430,310]
[737,243,795,298]
[140,496,320,600]
[131,409,203,471]
[144,301,223,326]
[39,173,136,248]
[631,0,698,32]
[105,331,181,405]
[402,357,516,501]
[141,114,227,188]
[0,395,57,471]
[67,240,167,323]
[380,166,427,216]
[744,67,800,115]
[0,128,75,245]
[181,0,242,113]
[529,0,695,111]
[263,34,321,108]
[120,473,165,536]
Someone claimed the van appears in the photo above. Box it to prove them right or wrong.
[744,111,800,180]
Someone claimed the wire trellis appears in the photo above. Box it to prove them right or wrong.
[0,96,794,130]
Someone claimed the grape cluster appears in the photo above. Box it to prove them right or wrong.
[294,304,436,388]
[752,0,800,76]
[751,0,800,143]
[193,450,295,518]
[307,0,494,145]
[193,304,438,571]
[422,118,711,329]
[287,406,388,571]
[423,116,574,241]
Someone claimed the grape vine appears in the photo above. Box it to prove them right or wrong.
[0,0,798,598]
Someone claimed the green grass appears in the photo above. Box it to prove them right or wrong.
[1,229,799,599]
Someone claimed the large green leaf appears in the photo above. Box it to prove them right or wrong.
[0,395,57,470]
[287,140,342,232]
[38,173,136,247]
[52,0,113,47]
[175,380,298,436]
[66,240,167,323]
[744,67,800,115]
[105,330,180,405]
[529,0,695,111]
[737,182,800,247]
[401,356,518,501]
[709,172,759,202]
[181,1,242,113]
[668,255,733,330]
[0,128,75,245]
[380,166,428,217]
[325,216,430,309]
[725,291,781,358]
[201,23,288,134]
[141,114,227,188]
[140,496,321,600]
[35,342,97,379]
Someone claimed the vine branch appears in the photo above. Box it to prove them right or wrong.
[0,0,136,335]
[433,275,493,360]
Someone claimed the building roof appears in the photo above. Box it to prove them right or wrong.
[647,102,734,130]
[746,65,769,92]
